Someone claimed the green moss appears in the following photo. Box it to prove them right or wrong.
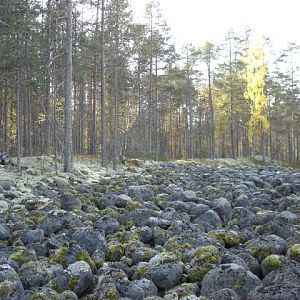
[30,292,49,300]
[23,218,35,226]
[0,280,14,297]
[134,264,151,279]
[223,231,240,247]
[234,279,241,286]
[75,251,95,269]
[289,244,300,258]
[126,201,142,211]
[187,265,213,282]
[9,247,30,263]
[192,245,219,265]
[164,237,192,258]
[99,208,119,218]
[140,247,156,261]
[68,276,78,289]
[36,214,47,224]
[249,246,273,260]
[263,255,284,268]
[286,195,299,201]
[105,289,119,300]
[107,244,124,261]
[49,247,68,267]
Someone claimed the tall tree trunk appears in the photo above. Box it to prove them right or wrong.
[64,0,73,172]
[44,0,52,155]
[229,41,236,159]
[207,56,215,159]
[100,0,108,167]
[16,69,21,173]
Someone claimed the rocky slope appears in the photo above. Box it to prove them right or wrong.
[0,157,300,300]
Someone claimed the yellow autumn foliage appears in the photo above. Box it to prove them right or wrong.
[243,47,270,141]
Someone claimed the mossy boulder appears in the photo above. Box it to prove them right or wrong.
[187,264,214,283]
[245,234,287,262]
[261,254,286,276]
[9,247,37,265]
[288,244,300,262]
[208,230,240,247]
[191,245,220,266]
[107,242,125,262]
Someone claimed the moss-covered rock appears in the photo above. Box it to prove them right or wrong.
[261,254,286,276]
[288,244,300,262]
[107,242,125,262]
[9,247,37,265]
[49,247,68,267]
[187,264,214,283]
[208,230,240,247]
[191,245,220,265]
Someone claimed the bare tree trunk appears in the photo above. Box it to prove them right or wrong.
[16,69,21,173]
[229,42,236,159]
[100,0,108,167]
[64,0,73,172]
[207,57,215,159]
[44,0,52,155]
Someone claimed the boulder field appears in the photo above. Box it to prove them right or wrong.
[0,158,300,299]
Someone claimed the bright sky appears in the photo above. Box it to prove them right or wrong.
[129,0,300,51]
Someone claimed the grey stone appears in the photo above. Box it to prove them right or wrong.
[21,229,44,245]
[0,223,11,240]
[0,180,16,190]
[71,227,106,255]
[201,263,261,299]
[193,210,222,231]
[0,264,25,300]
[128,185,155,202]
[19,261,63,289]
[39,210,72,235]
[151,263,183,290]
[246,284,300,300]
[212,197,233,224]
[134,278,157,297]
[116,281,145,300]
[66,261,93,297]
[60,194,82,211]
[211,288,240,300]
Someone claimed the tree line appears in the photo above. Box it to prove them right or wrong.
[0,0,299,172]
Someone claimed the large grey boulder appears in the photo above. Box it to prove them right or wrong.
[246,284,300,300]
[60,193,82,211]
[134,278,157,297]
[0,223,11,240]
[116,281,145,300]
[151,263,183,290]
[245,234,287,262]
[0,180,16,191]
[262,260,300,286]
[128,185,155,202]
[212,197,232,224]
[66,261,93,297]
[18,261,63,289]
[95,216,120,236]
[21,229,44,245]
[39,210,72,235]
[0,264,25,300]
[70,227,106,255]
[193,210,222,231]
[201,263,261,299]
[232,207,255,229]
[211,288,240,300]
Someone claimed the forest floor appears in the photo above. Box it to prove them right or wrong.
[0,157,300,299]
